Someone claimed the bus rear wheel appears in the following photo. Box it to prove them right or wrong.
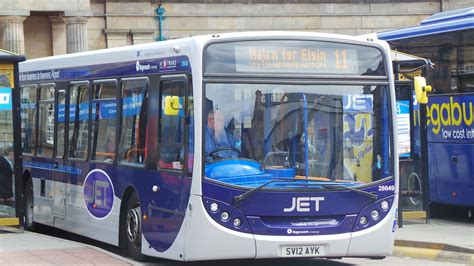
[24,178,35,230]
[123,192,146,261]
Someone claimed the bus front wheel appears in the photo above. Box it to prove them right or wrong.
[123,192,146,261]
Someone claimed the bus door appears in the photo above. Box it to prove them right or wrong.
[0,50,25,228]
[393,51,432,222]
[144,74,191,246]
[395,81,424,213]
[38,83,67,220]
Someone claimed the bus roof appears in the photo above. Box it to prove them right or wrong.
[20,31,385,72]
[377,7,474,41]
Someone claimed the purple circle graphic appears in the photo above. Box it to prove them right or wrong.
[83,169,115,219]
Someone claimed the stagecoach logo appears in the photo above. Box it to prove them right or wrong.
[283,196,325,213]
[83,169,115,220]
[136,61,151,72]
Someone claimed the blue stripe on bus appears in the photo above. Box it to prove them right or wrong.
[24,161,82,175]
[20,56,191,83]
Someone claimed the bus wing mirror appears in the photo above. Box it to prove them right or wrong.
[164,96,181,116]
[414,77,430,104]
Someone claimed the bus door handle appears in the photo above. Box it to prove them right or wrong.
[451,156,458,163]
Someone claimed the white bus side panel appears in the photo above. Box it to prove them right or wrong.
[183,195,256,261]
[347,199,398,256]
[32,178,120,246]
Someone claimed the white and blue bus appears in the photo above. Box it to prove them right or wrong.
[19,32,398,261]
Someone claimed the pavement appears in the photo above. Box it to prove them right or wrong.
[0,218,472,265]
[0,227,136,265]
[394,218,474,265]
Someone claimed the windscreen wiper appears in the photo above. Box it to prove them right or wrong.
[233,179,378,205]
[321,184,378,201]
[233,178,297,205]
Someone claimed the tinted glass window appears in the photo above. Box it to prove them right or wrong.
[119,79,148,166]
[37,85,55,157]
[390,29,474,94]
[91,82,117,162]
[68,84,89,159]
[56,90,66,158]
[158,79,186,170]
[21,86,37,154]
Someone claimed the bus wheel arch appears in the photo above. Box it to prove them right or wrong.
[119,187,147,261]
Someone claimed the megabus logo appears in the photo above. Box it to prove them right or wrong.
[427,96,474,142]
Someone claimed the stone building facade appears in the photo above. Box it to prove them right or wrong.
[0,0,472,59]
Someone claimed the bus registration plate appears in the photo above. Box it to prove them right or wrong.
[281,245,324,257]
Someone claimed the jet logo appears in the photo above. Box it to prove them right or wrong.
[283,197,325,212]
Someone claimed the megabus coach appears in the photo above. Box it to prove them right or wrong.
[19,31,398,261]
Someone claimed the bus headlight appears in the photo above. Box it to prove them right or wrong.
[353,195,395,232]
[203,197,251,233]
[371,210,380,220]
[210,202,219,212]
[221,212,230,222]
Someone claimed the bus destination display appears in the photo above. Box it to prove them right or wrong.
[235,46,359,74]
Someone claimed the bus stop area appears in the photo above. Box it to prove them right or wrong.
[1,218,473,265]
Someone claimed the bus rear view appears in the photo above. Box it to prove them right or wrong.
[178,34,398,260]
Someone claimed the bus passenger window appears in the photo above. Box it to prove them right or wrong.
[119,79,148,166]
[91,82,117,162]
[68,85,89,160]
[37,85,55,157]
[20,86,37,154]
[56,90,66,158]
[158,80,185,170]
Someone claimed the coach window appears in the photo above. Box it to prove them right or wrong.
[119,78,148,166]
[37,84,55,157]
[158,78,186,170]
[20,85,37,154]
[56,89,66,158]
[68,83,90,160]
[91,80,117,162]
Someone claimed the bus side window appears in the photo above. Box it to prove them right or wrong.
[68,84,89,160]
[119,78,148,166]
[158,79,186,170]
[56,89,66,158]
[20,85,37,154]
[37,85,55,158]
[91,81,117,162]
